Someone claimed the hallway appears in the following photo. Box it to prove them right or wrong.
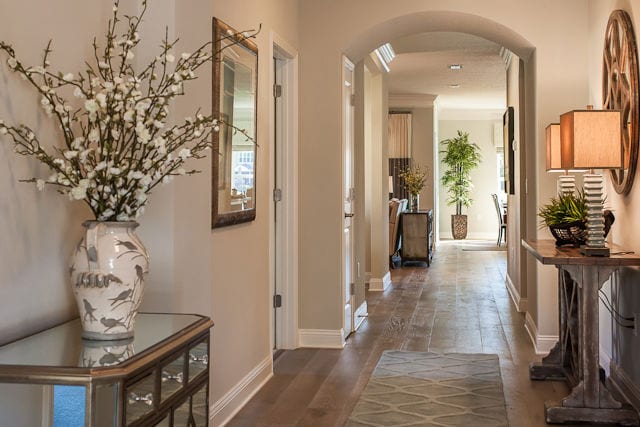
[229,241,574,426]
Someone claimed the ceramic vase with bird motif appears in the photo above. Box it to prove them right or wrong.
[70,221,149,340]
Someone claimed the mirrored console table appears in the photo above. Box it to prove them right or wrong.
[0,313,213,426]
[523,239,639,426]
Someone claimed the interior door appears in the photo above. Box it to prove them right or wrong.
[343,57,355,337]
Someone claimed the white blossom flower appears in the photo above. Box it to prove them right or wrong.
[181,53,191,60]
[7,57,17,69]
[36,179,45,191]
[179,148,191,160]
[165,53,175,63]
[70,185,87,200]
[125,50,134,60]
[88,129,100,143]
[108,167,121,175]
[96,93,107,108]
[64,150,78,159]
[136,124,151,144]
[62,73,74,82]
[95,161,107,171]
[98,61,109,69]
[85,99,98,114]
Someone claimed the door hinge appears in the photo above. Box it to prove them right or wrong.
[273,294,282,308]
[350,93,355,106]
[350,283,355,296]
[273,188,282,202]
[274,84,282,99]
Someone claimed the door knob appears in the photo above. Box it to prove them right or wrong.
[345,212,355,218]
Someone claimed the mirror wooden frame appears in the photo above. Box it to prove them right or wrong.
[211,18,258,228]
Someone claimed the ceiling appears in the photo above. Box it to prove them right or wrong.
[386,32,508,118]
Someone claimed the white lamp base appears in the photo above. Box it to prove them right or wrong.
[557,174,575,196]
[581,172,609,257]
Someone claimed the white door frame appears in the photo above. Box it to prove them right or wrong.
[342,56,356,338]
[269,32,299,350]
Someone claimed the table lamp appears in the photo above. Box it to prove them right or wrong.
[559,107,622,256]
[545,123,576,195]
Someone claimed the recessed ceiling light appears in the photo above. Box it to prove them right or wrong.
[449,64,463,70]
[448,84,461,88]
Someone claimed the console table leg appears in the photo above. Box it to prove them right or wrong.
[544,265,639,426]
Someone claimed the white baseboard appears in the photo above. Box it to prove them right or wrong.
[439,232,497,240]
[609,361,640,413]
[298,328,346,348]
[354,301,368,331]
[210,355,273,426]
[370,271,391,292]
[505,273,528,312]
[524,312,558,355]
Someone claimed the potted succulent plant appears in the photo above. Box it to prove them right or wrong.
[440,130,481,240]
[538,190,614,246]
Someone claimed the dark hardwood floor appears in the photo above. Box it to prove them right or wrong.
[228,240,588,426]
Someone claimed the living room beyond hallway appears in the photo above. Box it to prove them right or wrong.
[229,240,589,426]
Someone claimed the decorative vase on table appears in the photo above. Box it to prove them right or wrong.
[70,221,149,341]
[409,193,420,212]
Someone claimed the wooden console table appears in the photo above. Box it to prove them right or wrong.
[400,210,434,266]
[523,239,640,425]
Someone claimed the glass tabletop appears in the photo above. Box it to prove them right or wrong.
[0,313,205,369]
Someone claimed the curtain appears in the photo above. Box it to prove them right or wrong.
[388,113,411,158]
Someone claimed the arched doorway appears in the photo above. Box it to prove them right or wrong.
[345,10,536,327]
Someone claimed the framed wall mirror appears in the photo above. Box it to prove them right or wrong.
[212,18,258,228]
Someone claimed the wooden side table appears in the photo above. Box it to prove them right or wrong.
[523,239,639,425]
[400,210,433,266]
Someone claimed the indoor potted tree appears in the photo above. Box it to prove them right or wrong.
[440,130,482,239]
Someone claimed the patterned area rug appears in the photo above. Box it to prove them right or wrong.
[347,351,509,427]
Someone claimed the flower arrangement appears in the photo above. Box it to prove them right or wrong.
[0,1,257,221]
[399,164,427,196]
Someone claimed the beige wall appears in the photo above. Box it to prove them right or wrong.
[0,0,298,423]
[438,119,502,239]
[208,0,298,423]
[412,108,435,212]
[299,0,590,340]
[587,0,640,386]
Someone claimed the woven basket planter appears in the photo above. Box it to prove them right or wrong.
[451,214,468,240]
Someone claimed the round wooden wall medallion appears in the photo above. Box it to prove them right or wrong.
[603,9,639,195]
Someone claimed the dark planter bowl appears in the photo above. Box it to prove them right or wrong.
[549,210,615,247]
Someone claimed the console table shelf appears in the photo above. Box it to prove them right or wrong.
[0,313,213,426]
